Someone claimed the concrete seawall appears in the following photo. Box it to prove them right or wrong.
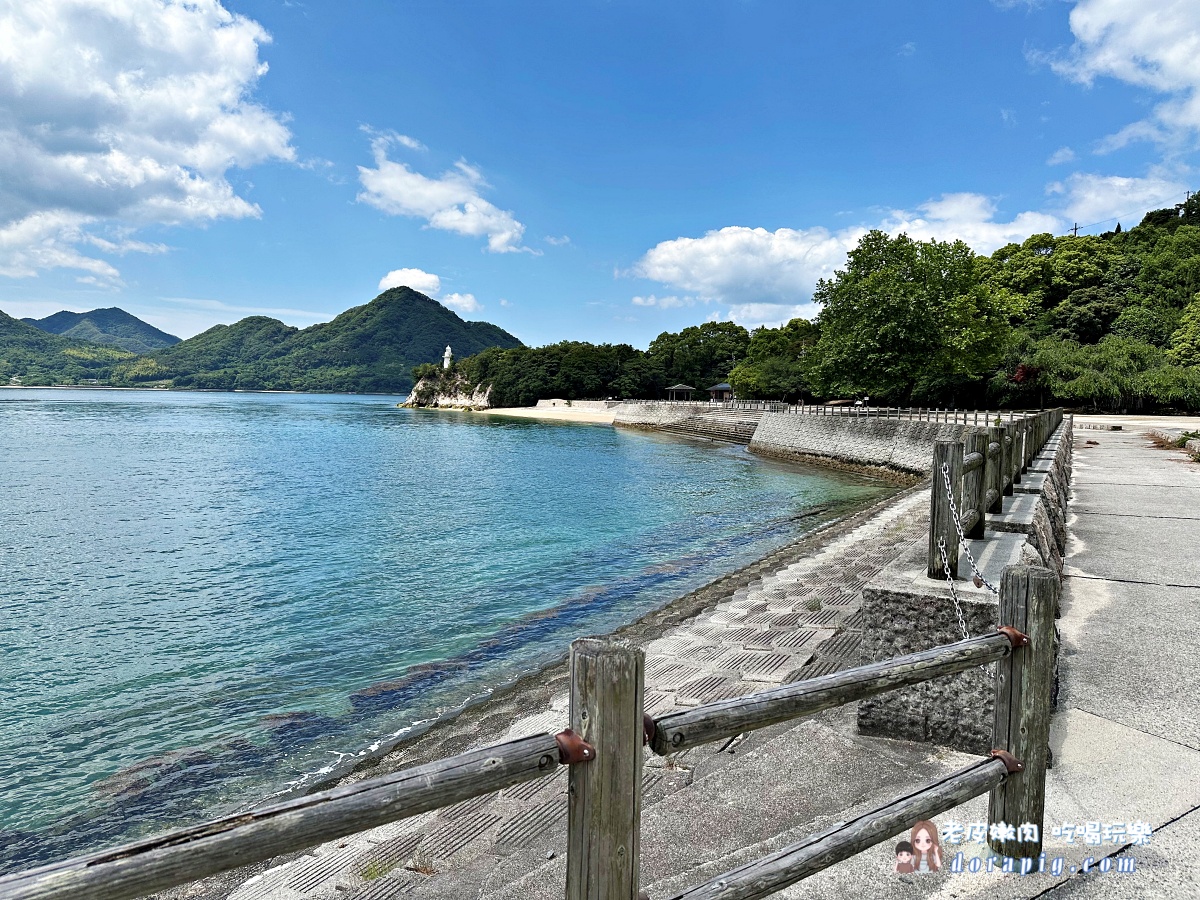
[748,413,974,476]
[613,401,715,429]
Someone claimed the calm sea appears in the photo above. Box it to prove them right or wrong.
[0,389,891,869]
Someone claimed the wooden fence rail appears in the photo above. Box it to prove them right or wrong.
[0,734,569,900]
[0,564,1058,900]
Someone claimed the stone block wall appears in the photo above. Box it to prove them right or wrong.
[612,401,713,428]
[748,413,972,475]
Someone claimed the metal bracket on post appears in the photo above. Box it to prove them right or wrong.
[996,626,1030,648]
[556,729,596,765]
[989,749,1025,774]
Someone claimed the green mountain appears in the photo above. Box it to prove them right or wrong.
[1,310,135,385]
[1,288,521,392]
[114,287,523,392]
[23,307,180,354]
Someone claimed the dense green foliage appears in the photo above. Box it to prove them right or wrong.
[23,307,180,354]
[0,288,522,393]
[0,310,136,385]
[807,231,1016,403]
[413,321,755,407]
[727,318,818,400]
[725,198,1200,411]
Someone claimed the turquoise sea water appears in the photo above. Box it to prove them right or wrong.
[0,389,891,869]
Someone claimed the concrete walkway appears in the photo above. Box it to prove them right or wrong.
[1037,426,1200,896]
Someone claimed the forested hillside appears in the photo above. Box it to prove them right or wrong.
[23,308,180,354]
[439,197,1200,412]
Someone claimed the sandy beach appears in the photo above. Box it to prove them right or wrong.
[480,405,619,424]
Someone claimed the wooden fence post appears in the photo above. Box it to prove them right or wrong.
[1001,423,1014,497]
[963,431,986,540]
[988,565,1058,860]
[567,638,645,900]
[927,441,962,580]
[986,425,1004,515]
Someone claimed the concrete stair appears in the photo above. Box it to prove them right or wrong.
[658,409,766,444]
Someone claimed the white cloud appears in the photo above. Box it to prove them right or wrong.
[378,267,442,294]
[441,292,482,314]
[0,0,294,283]
[544,235,570,246]
[498,298,511,307]
[374,265,484,314]
[1048,0,1200,149]
[633,225,867,306]
[724,303,820,329]
[631,294,693,309]
[357,132,529,253]
[630,193,1074,311]
[1047,146,1077,165]
[881,193,1060,253]
[898,42,917,57]
[1047,171,1188,224]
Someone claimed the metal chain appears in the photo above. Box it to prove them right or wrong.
[936,465,997,679]
[936,535,971,642]
[940,462,999,595]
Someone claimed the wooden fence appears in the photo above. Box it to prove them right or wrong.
[926,408,1064,580]
[0,566,1060,900]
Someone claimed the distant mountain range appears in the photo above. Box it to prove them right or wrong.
[1,288,522,393]
[23,307,180,354]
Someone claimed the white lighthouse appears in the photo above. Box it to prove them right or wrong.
[443,345,453,369]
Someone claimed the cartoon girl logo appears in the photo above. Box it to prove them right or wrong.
[909,820,942,872]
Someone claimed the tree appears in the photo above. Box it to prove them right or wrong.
[647,321,750,388]
[1168,295,1200,368]
[807,231,1015,403]
[728,318,818,400]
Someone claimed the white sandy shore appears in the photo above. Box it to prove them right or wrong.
[478,405,618,424]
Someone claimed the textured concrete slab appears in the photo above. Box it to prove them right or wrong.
[987,493,1040,533]
[1060,570,1200,749]
[1069,482,1200,521]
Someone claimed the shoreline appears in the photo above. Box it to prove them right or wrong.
[478,405,618,424]
[157,479,919,900]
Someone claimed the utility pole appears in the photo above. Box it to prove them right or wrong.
[1071,222,1079,236]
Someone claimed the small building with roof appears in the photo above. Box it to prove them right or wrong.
[665,383,696,401]
[708,382,734,401]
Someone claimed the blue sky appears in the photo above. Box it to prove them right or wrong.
[1,0,1197,345]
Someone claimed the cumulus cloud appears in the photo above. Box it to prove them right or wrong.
[357,132,529,253]
[378,267,442,294]
[1048,171,1188,224]
[374,265,484,314]
[1048,0,1200,149]
[630,194,1068,313]
[881,193,1060,252]
[633,225,867,308]
[0,0,294,283]
[630,294,693,309]
[724,302,820,329]
[441,292,482,314]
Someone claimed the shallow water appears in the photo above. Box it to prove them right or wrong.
[0,389,891,868]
